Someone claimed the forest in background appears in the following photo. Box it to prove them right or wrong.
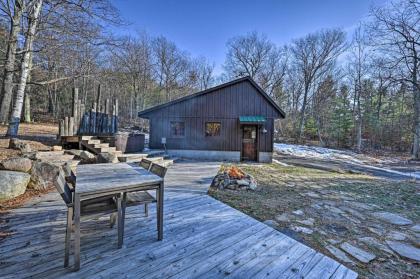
[0,0,419,156]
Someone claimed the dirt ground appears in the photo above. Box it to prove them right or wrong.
[209,163,420,279]
[0,123,58,160]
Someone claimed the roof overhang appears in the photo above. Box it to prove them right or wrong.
[239,116,266,125]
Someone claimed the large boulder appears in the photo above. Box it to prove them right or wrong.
[78,150,96,164]
[97,152,119,163]
[28,161,60,190]
[9,138,31,153]
[0,171,30,201]
[0,157,32,173]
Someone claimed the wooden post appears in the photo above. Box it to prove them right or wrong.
[64,117,69,136]
[105,98,110,134]
[91,102,97,134]
[69,117,74,136]
[59,119,64,137]
[114,99,118,133]
[96,84,102,108]
[72,88,79,135]
[80,104,85,134]
[77,99,82,134]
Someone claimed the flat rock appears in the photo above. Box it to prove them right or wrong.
[292,209,304,216]
[65,149,83,156]
[358,237,393,254]
[340,242,376,263]
[325,245,354,264]
[0,171,30,200]
[291,225,313,234]
[368,226,386,236]
[386,241,420,262]
[372,211,413,226]
[304,192,321,198]
[297,218,315,226]
[275,213,289,223]
[236,179,249,186]
[0,157,32,173]
[387,231,408,241]
[410,224,420,233]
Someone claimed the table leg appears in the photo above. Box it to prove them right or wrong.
[122,192,127,241]
[117,195,123,248]
[74,194,81,271]
[158,181,164,240]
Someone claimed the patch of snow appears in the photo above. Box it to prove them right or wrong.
[274,143,420,179]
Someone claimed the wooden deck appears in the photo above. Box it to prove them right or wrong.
[0,161,357,278]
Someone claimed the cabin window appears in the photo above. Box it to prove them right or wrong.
[205,122,221,137]
[170,121,185,137]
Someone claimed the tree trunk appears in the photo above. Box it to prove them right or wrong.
[6,0,43,137]
[0,0,24,124]
[412,60,420,159]
[297,84,309,141]
[23,51,33,123]
[24,93,31,122]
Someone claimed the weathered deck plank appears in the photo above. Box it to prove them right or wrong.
[0,160,356,278]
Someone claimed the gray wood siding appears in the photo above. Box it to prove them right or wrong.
[145,80,280,152]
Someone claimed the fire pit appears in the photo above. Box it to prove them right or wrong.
[210,165,257,190]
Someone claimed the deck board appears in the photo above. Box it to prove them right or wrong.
[0,160,356,278]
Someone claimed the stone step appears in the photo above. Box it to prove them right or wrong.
[146,150,166,158]
[35,151,65,160]
[93,143,110,149]
[87,139,101,145]
[147,156,164,163]
[81,136,97,141]
[118,153,148,163]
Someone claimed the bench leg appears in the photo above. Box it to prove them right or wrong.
[64,207,73,267]
[144,204,148,217]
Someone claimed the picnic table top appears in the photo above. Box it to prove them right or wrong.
[75,163,162,195]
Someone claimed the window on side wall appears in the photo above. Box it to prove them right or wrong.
[205,122,221,137]
[170,121,185,137]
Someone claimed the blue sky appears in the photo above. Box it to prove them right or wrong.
[114,0,386,74]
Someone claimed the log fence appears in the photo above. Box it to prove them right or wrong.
[59,86,119,137]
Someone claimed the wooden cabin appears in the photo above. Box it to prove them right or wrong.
[138,77,285,162]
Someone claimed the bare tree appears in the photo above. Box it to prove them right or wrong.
[7,0,43,137]
[368,0,420,158]
[224,31,287,95]
[290,28,346,141]
[347,25,369,152]
[0,0,25,124]
[191,57,214,90]
[152,36,190,102]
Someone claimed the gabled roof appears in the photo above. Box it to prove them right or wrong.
[138,76,286,118]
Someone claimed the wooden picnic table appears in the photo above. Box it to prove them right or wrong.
[74,163,164,270]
